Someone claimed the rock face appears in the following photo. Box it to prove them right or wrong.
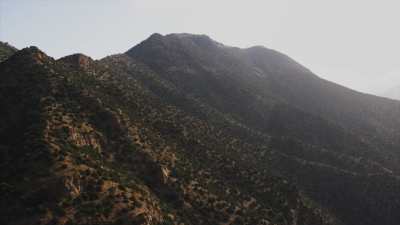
[1,34,400,225]
[58,53,94,71]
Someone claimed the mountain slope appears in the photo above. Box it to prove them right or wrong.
[126,33,400,225]
[0,41,17,62]
[127,33,400,172]
[0,48,168,225]
[1,34,400,225]
[0,47,338,225]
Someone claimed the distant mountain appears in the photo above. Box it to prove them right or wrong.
[382,85,400,100]
[1,34,399,225]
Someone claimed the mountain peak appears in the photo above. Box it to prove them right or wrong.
[58,53,94,70]
[148,32,163,39]
[167,32,211,39]
[167,33,223,47]
[11,46,52,65]
[147,32,214,41]
[126,32,225,60]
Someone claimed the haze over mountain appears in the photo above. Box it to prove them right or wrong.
[382,85,400,100]
[1,34,400,225]
[2,0,400,95]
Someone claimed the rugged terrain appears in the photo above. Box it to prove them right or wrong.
[0,41,17,62]
[1,34,399,225]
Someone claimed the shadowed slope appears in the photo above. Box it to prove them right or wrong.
[1,33,400,225]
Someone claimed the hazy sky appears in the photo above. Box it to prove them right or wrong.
[1,0,399,94]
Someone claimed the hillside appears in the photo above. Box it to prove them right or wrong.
[126,33,400,225]
[1,34,399,225]
[0,41,17,62]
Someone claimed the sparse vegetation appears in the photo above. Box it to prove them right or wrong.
[1,34,400,225]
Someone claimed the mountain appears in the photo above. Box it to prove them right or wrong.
[382,85,400,100]
[0,41,18,62]
[1,34,399,225]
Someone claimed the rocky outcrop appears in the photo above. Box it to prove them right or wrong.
[58,53,93,71]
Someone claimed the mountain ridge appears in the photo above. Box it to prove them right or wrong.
[0,41,18,62]
[1,34,400,225]
[382,85,400,100]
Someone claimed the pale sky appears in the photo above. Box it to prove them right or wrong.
[1,0,399,95]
